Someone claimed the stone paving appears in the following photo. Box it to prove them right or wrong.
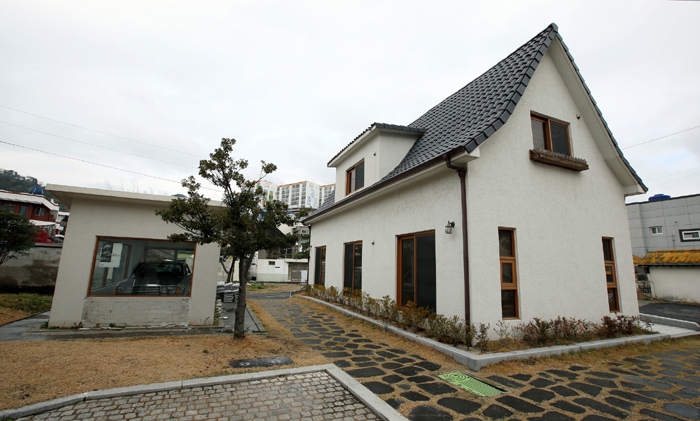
[16,371,380,421]
[257,297,700,421]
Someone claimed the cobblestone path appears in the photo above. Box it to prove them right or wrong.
[257,297,700,421]
[17,371,380,421]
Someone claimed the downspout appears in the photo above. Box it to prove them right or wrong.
[443,154,470,327]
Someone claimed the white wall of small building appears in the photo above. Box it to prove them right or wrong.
[48,195,220,328]
[309,44,640,334]
[648,266,700,303]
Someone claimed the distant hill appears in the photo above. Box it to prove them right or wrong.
[0,169,69,211]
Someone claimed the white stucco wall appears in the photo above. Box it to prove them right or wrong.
[649,266,700,303]
[253,258,288,282]
[48,194,220,327]
[464,47,639,329]
[309,169,465,318]
[309,43,640,334]
[333,130,419,202]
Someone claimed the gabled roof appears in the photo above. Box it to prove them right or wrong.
[328,123,426,167]
[639,250,700,267]
[306,23,646,223]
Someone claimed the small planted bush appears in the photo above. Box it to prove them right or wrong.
[304,284,651,352]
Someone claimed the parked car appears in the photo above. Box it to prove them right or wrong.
[115,261,192,296]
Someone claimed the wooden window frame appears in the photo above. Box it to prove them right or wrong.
[87,236,197,298]
[603,237,619,312]
[344,241,362,292]
[346,160,365,195]
[396,230,435,309]
[499,228,519,319]
[314,246,326,286]
[531,114,572,156]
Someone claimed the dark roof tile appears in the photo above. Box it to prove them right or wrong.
[306,23,646,222]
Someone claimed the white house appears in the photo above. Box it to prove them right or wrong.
[46,185,221,328]
[639,250,700,303]
[304,24,646,332]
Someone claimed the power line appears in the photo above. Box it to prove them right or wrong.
[0,139,222,193]
[648,165,700,181]
[653,169,700,188]
[622,124,700,150]
[0,120,196,169]
[0,104,202,157]
[0,104,332,185]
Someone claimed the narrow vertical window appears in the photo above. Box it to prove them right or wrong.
[19,205,27,215]
[346,160,365,194]
[499,228,518,319]
[314,246,326,286]
[602,238,619,312]
[397,231,436,312]
[344,241,362,291]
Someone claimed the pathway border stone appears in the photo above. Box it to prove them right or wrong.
[298,295,700,371]
[0,364,407,421]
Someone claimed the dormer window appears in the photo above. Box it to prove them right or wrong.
[346,160,365,194]
[531,114,571,156]
[530,113,588,172]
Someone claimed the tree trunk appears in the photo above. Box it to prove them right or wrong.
[226,257,236,283]
[219,256,237,284]
[233,256,251,338]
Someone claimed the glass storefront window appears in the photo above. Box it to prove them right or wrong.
[89,237,196,297]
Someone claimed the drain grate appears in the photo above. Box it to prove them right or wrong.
[438,372,504,397]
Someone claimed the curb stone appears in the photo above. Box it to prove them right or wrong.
[640,314,700,331]
[0,364,406,421]
[297,295,700,371]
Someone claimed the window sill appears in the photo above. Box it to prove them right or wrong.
[529,149,589,172]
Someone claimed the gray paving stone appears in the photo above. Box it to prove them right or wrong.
[496,396,545,413]
[662,403,700,419]
[416,382,457,395]
[487,376,526,389]
[584,377,618,389]
[608,389,656,403]
[436,397,481,416]
[623,376,673,390]
[567,382,602,397]
[407,405,453,421]
[551,400,586,414]
[530,378,556,388]
[482,404,513,419]
[400,391,430,402]
[550,385,580,397]
[604,396,634,411]
[520,388,556,403]
[572,398,627,418]
[639,408,686,421]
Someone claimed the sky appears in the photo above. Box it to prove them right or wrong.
[0,0,698,203]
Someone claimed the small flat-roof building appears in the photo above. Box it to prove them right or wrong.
[46,185,221,328]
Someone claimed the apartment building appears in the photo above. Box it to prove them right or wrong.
[319,184,336,206]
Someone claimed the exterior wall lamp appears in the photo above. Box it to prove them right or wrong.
[445,221,455,235]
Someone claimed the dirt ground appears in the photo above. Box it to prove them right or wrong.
[246,283,301,294]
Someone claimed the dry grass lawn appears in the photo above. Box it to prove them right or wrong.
[0,307,31,326]
[0,300,328,411]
